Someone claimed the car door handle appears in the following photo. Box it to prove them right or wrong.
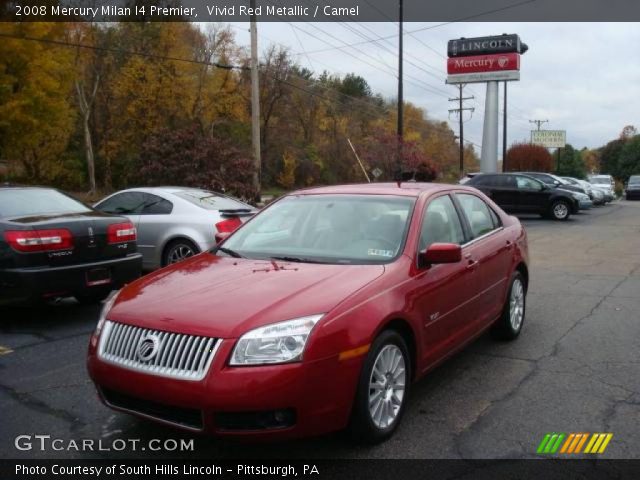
[466,259,479,270]
[506,240,513,249]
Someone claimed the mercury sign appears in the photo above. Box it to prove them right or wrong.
[447,53,520,75]
[531,130,567,148]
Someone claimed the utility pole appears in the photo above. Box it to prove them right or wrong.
[250,0,261,202]
[448,85,474,176]
[529,119,548,131]
[396,0,403,178]
[502,81,507,171]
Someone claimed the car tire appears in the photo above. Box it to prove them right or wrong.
[348,330,411,444]
[549,200,571,221]
[75,291,110,305]
[162,239,199,266]
[491,271,526,340]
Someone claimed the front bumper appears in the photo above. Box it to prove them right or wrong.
[87,337,362,439]
[0,254,142,305]
[578,199,593,210]
[626,189,640,200]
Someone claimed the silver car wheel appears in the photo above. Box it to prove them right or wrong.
[553,202,569,219]
[510,278,525,331]
[368,344,406,429]
[167,244,195,264]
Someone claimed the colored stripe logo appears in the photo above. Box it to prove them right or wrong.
[537,433,613,454]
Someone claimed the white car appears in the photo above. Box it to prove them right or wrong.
[95,187,256,270]
[589,175,616,202]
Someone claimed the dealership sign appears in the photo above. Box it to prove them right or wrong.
[531,130,567,148]
[447,53,520,75]
[448,34,527,58]
[446,70,520,85]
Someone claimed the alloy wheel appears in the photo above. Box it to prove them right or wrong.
[167,244,195,264]
[553,202,569,219]
[368,344,406,429]
[510,278,525,331]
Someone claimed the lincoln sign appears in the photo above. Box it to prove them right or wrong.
[447,34,527,58]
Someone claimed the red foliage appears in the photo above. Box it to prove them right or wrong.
[137,125,257,201]
[505,142,553,172]
[360,128,439,181]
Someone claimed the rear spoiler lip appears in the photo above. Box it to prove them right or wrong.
[218,208,256,217]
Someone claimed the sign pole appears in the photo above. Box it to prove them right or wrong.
[502,81,507,171]
[481,81,499,173]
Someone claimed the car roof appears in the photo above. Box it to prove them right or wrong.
[287,182,475,198]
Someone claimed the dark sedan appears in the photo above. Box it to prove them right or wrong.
[0,186,142,305]
[466,173,580,220]
[626,175,640,200]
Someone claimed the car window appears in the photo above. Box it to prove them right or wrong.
[516,176,543,190]
[456,194,496,239]
[0,188,91,218]
[418,195,465,251]
[629,176,640,185]
[96,192,146,214]
[223,195,415,264]
[471,175,494,186]
[174,190,250,211]
[141,193,173,215]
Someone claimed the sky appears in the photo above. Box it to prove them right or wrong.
[224,21,640,158]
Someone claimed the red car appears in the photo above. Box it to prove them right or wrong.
[87,183,529,443]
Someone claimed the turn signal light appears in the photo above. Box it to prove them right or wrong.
[107,222,137,244]
[215,217,242,233]
[4,229,74,253]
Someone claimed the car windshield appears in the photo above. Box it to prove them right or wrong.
[590,177,611,185]
[219,194,415,264]
[628,176,640,185]
[174,190,250,211]
[0,188,91,218]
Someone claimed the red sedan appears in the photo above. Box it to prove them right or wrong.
[87,183,529,443]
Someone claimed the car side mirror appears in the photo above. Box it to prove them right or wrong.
[418,243,462,268]
[215,231,232,244]
[553,180,561,186]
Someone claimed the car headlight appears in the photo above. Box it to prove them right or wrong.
[94,290,120,337]
[572,192,588,201]
[230,314,324,366]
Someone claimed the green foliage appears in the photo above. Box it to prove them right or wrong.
[556,144,586,178]
[617,135,640,181]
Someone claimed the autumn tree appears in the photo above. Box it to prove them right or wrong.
[504,143,554,172]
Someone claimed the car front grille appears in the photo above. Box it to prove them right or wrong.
[98,320,219,381]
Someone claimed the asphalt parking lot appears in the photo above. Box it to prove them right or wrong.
[1,200,639,459]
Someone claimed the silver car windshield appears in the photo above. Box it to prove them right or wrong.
[629,176,640,185]
[220,194,415,264]
[590,177,611,185]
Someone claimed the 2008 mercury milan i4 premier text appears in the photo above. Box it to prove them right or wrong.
[87,182,529,443]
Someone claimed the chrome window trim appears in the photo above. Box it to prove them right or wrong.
[462,226,504,248]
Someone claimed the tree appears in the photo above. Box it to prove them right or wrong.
[599,138,625,178]
[138,125,257,201]
[504,143,553,172]
[556,144,586,178]
[580,148,600,176]
[617,135,640,181]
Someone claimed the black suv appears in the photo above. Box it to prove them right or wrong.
[466,173,580,220]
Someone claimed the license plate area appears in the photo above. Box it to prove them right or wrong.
[86,267,111,286]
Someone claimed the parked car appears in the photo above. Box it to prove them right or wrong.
[626,175,640,200]
[88,182,529,442]
[0,186,142,306]
[514,172,592,209]
[561,177,603,205]
[94,187,257,270]
[466,173,580,220]
[588,175,616,202]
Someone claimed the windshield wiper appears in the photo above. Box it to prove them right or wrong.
[214,246,244,258]
[270,256,328,264]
